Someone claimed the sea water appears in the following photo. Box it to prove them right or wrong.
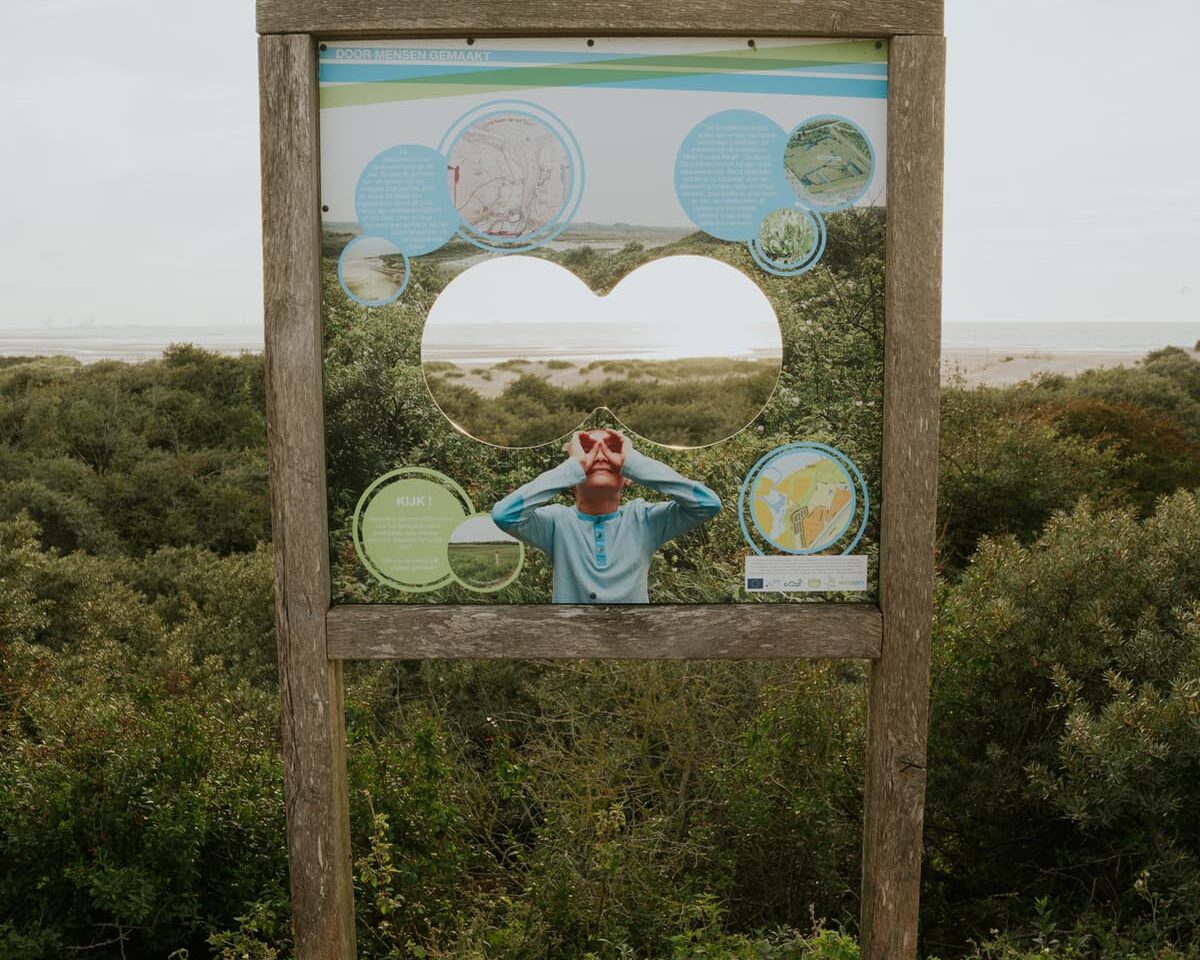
[2,321,1196,364]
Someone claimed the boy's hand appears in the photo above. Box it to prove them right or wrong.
[602,429,630,473]
[568,429,630,477]
[567,431,598,473]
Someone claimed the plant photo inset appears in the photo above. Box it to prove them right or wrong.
[757,209,821,266]
[420,254,783,449]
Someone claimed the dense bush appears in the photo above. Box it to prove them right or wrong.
[926,492,1200,949]
[0,347,268,556]
[937,386,1122,570]
[0,518,284,959]
[1035,397,1200,515]
[937,350,1200,572]
[1025,348,1200,442]
[3,236,1200,956]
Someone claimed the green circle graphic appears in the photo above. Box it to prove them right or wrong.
[352,467,474,592]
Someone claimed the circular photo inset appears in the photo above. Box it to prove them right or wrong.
[748,446,857,554]
[757,208,820,266]
[338,236,409,307]
[447,113,572,241]
[748,208,826,278]
[447,513,524,592]
[784,116,875,211]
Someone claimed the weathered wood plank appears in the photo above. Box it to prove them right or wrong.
[257,0,941,39]
[860,34,945,960]
[327,604,883,660]
[260,33,357,960]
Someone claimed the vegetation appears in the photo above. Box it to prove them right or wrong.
[426,362,780,448]
[447,541,523,589]
[2,224,1200,957]
[938,346,1200,571]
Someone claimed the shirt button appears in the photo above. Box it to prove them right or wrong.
[589,592,598,600]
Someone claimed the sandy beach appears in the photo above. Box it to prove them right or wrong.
[940,348,1198,387]
[426,350,1199,395]
[423,356,779,399]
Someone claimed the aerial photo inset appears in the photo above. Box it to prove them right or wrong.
[757,208,820,265]
[784,117,874,211]
[447,114,572,239]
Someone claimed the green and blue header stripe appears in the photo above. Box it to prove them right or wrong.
[319,40,888,109]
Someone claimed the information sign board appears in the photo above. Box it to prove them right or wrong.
[317,38,889,606]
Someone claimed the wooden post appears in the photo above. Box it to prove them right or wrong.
[861,33,946,960]
[260,33,358,960]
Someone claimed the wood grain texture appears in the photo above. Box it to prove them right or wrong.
[260,34,357,960]
[257,0,941,38]
[327,604,883,660]
[860,34,945,960]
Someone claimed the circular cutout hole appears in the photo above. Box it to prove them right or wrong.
[421,255,782,449]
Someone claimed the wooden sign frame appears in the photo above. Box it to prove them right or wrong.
[258,3,944,958]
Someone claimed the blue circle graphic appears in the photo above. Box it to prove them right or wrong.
[674,110,796,242]
[737,442,870,556]
[354,145,459,257]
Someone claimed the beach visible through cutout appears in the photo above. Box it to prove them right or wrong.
[421,256,782,448]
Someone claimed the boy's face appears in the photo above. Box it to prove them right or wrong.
[576,429,627,492]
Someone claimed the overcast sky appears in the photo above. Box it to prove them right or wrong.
[1,0,1197,334]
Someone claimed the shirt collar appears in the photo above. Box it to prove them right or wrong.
[575,507,620,523]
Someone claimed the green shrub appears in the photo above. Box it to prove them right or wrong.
[1034,397,1200,515]
[0,349,267,557]
[926,491,1200,946]
[1027,358,1200,441]
[0,518,286,958]
[938,387,1121,570]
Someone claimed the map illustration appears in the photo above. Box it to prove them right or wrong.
[447,114,572,238]
[750,448,854,552]
[784,117,873,210]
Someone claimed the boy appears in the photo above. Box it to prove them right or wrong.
[492,428,721,603]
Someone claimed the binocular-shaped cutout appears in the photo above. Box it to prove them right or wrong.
[421,255,782,449]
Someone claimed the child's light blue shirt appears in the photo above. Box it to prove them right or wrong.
[491,449,721,603]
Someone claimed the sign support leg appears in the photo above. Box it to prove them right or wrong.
[861,33,945,960]
[260,32,358,960]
